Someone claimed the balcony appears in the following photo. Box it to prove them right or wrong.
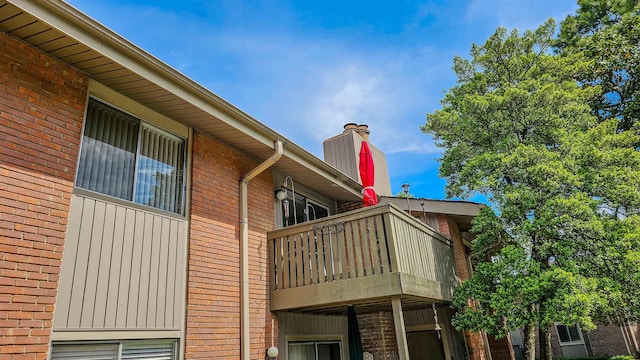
[268,204,459,313]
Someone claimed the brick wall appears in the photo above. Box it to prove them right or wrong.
[336,200,363,214]
[439,215,489,360]
[358,312,397,360]
[187,131,277,359]
[0,32,87,360]
[586,325,630,356]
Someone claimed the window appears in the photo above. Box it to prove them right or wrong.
[281,192,329,226]
[50,339,177,360]
[288,341,341,360]
[76,98,186,214]
[556,324,583,343]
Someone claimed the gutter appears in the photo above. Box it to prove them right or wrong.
[239,140,284,360]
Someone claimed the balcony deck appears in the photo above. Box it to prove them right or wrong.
[268,204,459,314]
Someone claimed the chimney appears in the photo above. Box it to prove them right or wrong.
[343,123,358,134]
[356,124,370,142]
[323,123,392,196]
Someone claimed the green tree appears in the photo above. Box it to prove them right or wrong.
[556,0,640,333]
[421,19,631,360]
[557,0,640,132]
[563,119,640,326]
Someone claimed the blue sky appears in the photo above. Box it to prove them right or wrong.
[66,0,578,201]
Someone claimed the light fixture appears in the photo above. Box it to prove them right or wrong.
[419,198,426,222]
[401,183,411,211]
[283,176,297,225]
[266,346,279,359]
[275,188,287,201]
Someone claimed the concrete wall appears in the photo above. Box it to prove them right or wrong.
[0,31,88,359]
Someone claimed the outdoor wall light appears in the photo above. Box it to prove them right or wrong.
[266,346,279,359]
[275,188,287,201]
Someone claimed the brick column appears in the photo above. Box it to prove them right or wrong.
[358,312,398,359]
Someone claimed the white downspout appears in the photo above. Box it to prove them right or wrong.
[240,140,284,360]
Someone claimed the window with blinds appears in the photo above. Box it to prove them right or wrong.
[50,339,177,360]
[76,98,186,214]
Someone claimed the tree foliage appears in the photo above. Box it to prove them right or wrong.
[557,0,640,131]
[423,15,640,360]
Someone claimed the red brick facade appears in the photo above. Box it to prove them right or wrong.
[336,200,364,214]
[439,215,489,360]
[187,131,277,359]
[358,312,398,360]
[583,325,630,357]
[0,32,87,360]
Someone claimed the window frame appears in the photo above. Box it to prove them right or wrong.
[279,191,331,227]
[288,340,342,360]
[50,339,178,360]
[75,96,187,216]
[555,323,584,345]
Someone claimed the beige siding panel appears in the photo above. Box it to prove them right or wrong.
[54,196,84,329]
[127,210,145,327]
[67,198,95,328]
[93,202,117,328]
[105,205,127,328]
[279,312,349,360]
[155,217,170,328]
[323,133,358,181]
[56,194,185,331]
[81,197,103,328]
[145,215,163,328]
[116,207,136,328]
[136,212,154,327]
[173,221,187,327]
[279,312,347,335]
[83,200,109,327]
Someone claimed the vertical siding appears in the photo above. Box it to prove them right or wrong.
[323,131,392,196]
[390,215,457,290]
[54,194,186,330]
[323,133,359,181]
[278,312,349,360]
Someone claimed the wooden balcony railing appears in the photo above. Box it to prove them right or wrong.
[267,204,458,311]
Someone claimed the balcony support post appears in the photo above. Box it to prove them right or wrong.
[391,296,410,360]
